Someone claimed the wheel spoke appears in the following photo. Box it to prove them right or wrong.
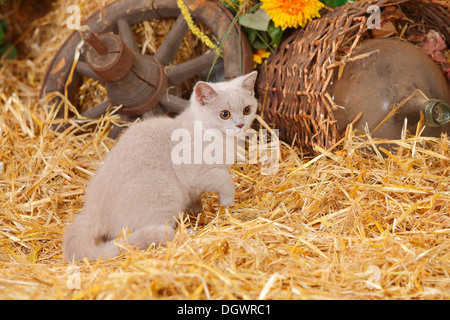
[167,50,220,86]
[160,94,189,113]
[154,14,188,66]
[117,18,138,53]
[109,113,133,139]
[76,61,102,81]
[80,101,111,118]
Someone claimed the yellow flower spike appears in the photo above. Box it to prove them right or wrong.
[261,0,325,30]
[177,0,221,54]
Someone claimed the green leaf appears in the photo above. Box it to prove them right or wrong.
[253,39,269,50]
[246,29,258,46]
[238,8,271,32]
[267,22,283,48]
[0,23,4,44]
[257,31,270,46]
[0,43,18,60]
[253,31,271,50]
[0,19,8,44]
[320,0,348,8]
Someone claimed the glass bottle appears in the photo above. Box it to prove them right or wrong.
[422,99,450,127]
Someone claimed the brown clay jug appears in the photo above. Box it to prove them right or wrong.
[328,38,450,140]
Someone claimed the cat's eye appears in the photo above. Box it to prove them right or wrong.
[243,105,251,115]
[220,110,231,120]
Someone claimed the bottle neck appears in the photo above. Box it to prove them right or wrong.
[422,99,450,127]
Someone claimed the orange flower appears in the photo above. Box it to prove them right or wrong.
[253,49,271,68]
[261,0,325,30]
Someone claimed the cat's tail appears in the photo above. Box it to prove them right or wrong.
[63,213,120,262]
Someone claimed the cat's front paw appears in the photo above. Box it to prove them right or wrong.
[219,193,235,207]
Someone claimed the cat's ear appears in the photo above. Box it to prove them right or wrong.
[194,82,218,105]
[241,71,258,92]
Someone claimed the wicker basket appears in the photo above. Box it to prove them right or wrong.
[256,0,450,154]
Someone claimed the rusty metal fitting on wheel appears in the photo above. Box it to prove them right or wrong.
[84,32,134,82]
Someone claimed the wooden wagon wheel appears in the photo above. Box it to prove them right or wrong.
[39,0,253,138]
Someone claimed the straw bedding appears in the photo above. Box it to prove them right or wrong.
[0,0,449,299]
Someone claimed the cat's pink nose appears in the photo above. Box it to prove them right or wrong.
[236,123,244,129]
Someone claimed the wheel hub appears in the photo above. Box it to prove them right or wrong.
[84,31,168,116]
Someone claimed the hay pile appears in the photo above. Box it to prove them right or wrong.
[0,0,449,299]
